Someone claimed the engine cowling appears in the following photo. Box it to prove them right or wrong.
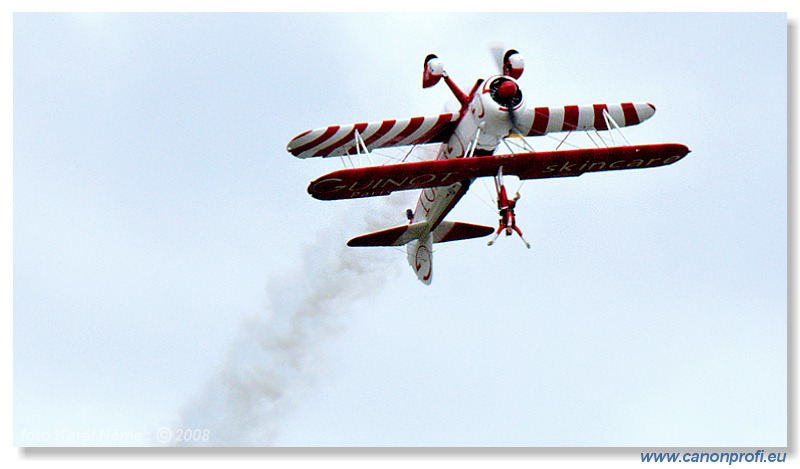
[476,76,526,147]
[488,76,522,110]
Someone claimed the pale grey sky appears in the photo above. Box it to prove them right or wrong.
[13,12,787,448]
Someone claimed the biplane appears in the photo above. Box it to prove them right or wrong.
[287,49,690,284]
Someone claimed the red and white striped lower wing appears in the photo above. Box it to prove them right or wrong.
[517,102,656,136]
[287,113,459,159]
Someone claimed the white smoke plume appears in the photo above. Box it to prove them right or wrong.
[171,196,411,446]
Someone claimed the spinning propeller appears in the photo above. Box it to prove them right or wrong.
[488,45,525,133]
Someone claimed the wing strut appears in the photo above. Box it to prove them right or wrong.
[602,108,631,145]
[352,128,376,166]
[465,124,483,159]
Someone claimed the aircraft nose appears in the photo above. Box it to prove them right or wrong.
[496,80,518,100]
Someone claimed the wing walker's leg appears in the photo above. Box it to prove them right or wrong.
[511,223,531,249]
[487,224,504,246]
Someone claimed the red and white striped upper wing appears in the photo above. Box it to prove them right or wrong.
[516,102,656,136]
[287,113,459,159]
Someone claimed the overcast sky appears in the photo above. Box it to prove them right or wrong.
[13,12,786,448]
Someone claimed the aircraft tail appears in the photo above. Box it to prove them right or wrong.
[347,221,493,285]
[407,236,433,285]
[432,221,494,243]
[347,221,493,247]
[347,222,428,247]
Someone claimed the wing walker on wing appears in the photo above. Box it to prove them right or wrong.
[488,166,529,249]
[286,49,690,284]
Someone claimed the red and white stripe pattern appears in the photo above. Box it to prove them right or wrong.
[287,113,459,159]
[517,102,656,136]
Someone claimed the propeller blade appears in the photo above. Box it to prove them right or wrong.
[489,42,505,73]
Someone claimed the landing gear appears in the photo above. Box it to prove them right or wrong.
[487,166,531,249]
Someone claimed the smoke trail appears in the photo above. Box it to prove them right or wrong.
[171,196,411,446]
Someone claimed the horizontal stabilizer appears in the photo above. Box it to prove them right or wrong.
[347,222,428,247]
[348,220,493,247]
[433,222,494,243]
